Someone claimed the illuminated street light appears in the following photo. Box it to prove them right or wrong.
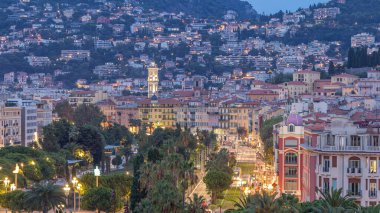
[63,184,70,207]
[12,164,19,189]
[4,177,10,193]
[94,166,101,187]
[10,184,16,191]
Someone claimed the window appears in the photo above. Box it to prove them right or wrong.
[288,124,295,132]
[285,140,297,147]
[348,159,360,168]
[332,178,337,190]
[284,180,297,191]
[369,159,377,173]
[332,156,337,168]
[350,136,361,146]
[348,181,361,196]
[285,167,297,177]
[285,153,297,164]
[323,178,330,193]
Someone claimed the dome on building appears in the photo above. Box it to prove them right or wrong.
[286,113,303,126]
[151,94,158,101]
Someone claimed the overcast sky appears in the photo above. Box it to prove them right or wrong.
[247,0,330,14]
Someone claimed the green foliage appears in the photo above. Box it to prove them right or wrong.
[81,187,113,212]
[347,47,380,68]
[0,190,27,212]
[186,194,207,213]
[73,104,105,127]
[41,119,74,151]
[53,101,74,121]
[80,172,132,211]
[259,116,283,164]
[23,183,66,213]
[0,147,61,185]
[76,125,105,165]
[204,149,234,203]
[102,124,133,145]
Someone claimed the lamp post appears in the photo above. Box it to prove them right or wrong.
[4,177,10,193]
[76,183,82,211]
[63,184,70,209]
[10,184,15,191]
[72,177,78,212]
[12,164,19,189]
[94,166,101,187]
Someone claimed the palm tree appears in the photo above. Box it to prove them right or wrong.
[356,204,380,213]
[247,190,281,213]
[186,194,207,213]
[316,188,357,212]
[24,183,66,213]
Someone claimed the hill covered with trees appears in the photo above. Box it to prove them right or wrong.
[139,0,257,19]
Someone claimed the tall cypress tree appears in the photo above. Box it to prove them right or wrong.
[130,154,145,211]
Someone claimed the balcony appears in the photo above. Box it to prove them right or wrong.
[322,167,330,173]
[366,146,380,152]
[346,167,362,176]
[285,173,298,178]
[345,146,362,151]
[369,190,377,198]
[346,190,362,197]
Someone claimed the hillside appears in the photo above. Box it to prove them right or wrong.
[139,0,257,19]
[280,0,380,48]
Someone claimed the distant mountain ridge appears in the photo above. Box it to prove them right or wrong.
[139,0,257,19]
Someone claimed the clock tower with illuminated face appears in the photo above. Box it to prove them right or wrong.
[147,62,159,98]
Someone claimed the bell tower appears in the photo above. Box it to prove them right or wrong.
[148,62,159,98]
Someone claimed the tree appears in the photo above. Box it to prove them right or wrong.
[316,188,357,211]
[186,194,207,213]
[54,100,74,121]
[73,104,105,127]
[0,190,27,212]
[144,179,182,213]
[203,170,232,203]
[112,155,123,169]
[24,183,66,213]
[41,119,74,151]
[76,125,105,165]
[130,154,145,211]
[81,187,113,213]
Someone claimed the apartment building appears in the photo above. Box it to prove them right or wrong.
[68,90,108,107]
[293,70,321,92]
[275,111,380,206]
[351,33,375,48]
[6,99,38,146]
[0,103,22,147]
[137,97,179,130]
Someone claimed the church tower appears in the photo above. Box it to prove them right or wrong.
[147,62,159,98]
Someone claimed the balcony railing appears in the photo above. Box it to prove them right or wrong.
[347,167,362,175]
[285,173,297,178]
[346,190,362,197]
[318,144,380,152]
[369,190,377,198]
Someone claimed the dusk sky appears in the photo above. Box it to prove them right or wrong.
[247,0,330,14]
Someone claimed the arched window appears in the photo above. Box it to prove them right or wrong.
[285,152,297,164]
[288,124,295,132]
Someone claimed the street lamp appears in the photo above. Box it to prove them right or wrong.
[76,183,82,211]
[72,177,78,212]
[94,166,101,187]
[10,184,15,191]
[4,177,10,193]
[63,184,70,208]
[12,164,19,189]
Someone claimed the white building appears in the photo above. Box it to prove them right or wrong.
[351,33,375,48]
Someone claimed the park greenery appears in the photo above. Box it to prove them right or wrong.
[259,116,283,164]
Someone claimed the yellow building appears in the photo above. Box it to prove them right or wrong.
[293,70,320,92]
[331,73,359,86]
[138,97,179,131]
[68,90,108,107]
[283,81,308,98]
[217,99,257,142]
